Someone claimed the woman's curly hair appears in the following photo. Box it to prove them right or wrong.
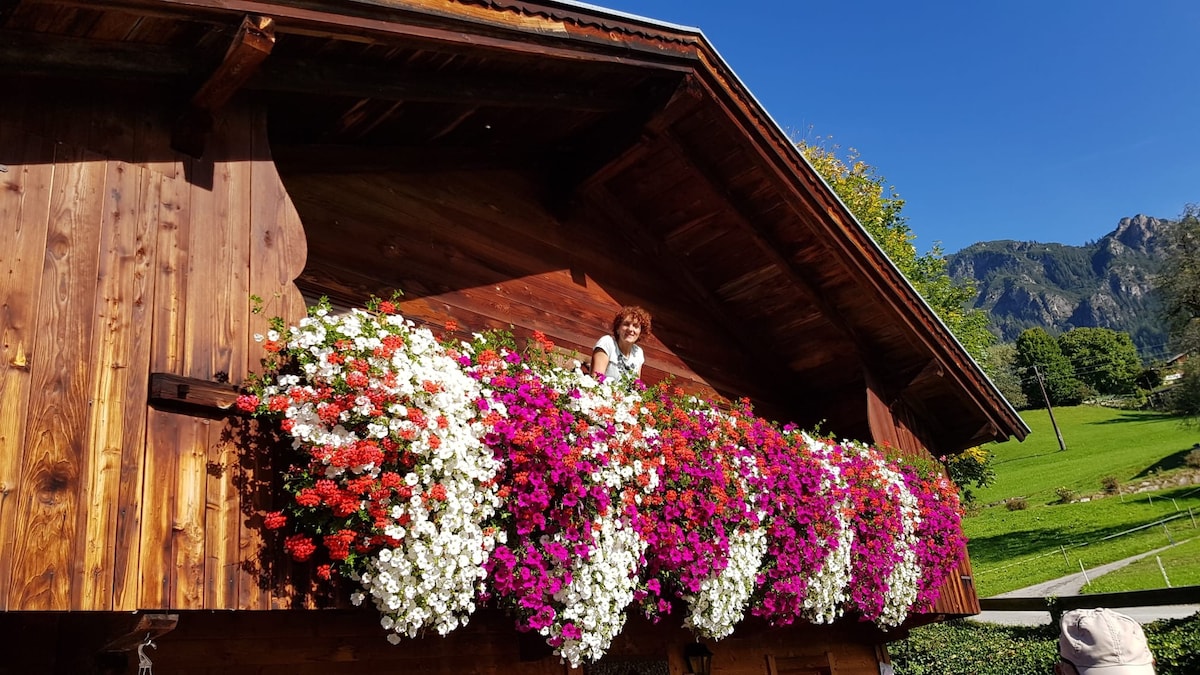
[611,306,652,338]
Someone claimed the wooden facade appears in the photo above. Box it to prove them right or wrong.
[0,0,1026,672]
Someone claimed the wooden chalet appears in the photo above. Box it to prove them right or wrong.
[0,0,1029,672]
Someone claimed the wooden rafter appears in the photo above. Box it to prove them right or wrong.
[582,184,803,403]
[656,132,868,353]
[172,14,275,157]
[563,74,703,200]
[682,70,1022,442]
[271,143,551,174]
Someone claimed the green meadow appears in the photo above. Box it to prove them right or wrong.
[964,405,1200,597]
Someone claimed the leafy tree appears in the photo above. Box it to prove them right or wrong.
[1015,327,1084,407]
[798,140,996,362]
[1157,205,1200,418]
[1056,327,1142,395]
[942,445,996,506]
[1160,204,1200,353]
[979,343,1029,409]
[1167,359,1200,418]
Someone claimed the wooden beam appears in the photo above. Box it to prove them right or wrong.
[172,15,276,157]
[562,74,703,199]
[100,613,179,652]
[254,58,642,112]
[979,585,1200,615]
[271,143,550,175]
[0,29,194,80]
[34,0,703,69]
[148,372,241,415]
[0,29,648,112]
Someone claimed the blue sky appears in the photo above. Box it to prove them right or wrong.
[594,0,1199,254]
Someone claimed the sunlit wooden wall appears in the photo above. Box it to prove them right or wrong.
[0,86,306,612]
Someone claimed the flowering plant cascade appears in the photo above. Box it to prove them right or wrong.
[241,299,969,665]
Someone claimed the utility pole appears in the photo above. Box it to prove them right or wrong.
[1034,365,1067,451]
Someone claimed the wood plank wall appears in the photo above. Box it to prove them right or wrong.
[0,609,889,675]
[282,169,783,413]
[0,85,305,612]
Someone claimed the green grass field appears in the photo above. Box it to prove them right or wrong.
[964,405,1200,597]
[1081,535,1200,594]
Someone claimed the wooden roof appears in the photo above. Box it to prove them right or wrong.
[0,0,1029,451]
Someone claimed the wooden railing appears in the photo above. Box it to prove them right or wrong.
[979,585,1200,623]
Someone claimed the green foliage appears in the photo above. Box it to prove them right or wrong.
[1166,359,1200,418]
[1057,327,1142,395]
[942,446,995,506]
[798,140,995,362]
[1147,613,1200,674]
[1100,475,1121,494]
[979,343,1029,409]
[1015,328,1084,407]
[890,619,1057,675]
[891,615,1200,675]
[1160,204,1200,354]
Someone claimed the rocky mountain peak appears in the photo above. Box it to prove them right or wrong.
[948,214,1176,355]
[1108,214,1171,256]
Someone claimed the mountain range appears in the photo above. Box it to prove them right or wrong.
[947,214,1172,359]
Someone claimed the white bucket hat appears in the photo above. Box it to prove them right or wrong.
[1059,608,1155,674]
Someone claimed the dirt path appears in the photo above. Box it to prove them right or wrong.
[972,539,1199,625]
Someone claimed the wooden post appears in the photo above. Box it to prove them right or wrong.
[1034,366,1067,451]
[1157,556,1171,588]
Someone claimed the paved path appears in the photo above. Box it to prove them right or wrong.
[972,540,1200,626]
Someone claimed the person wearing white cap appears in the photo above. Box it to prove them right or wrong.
[1056,607,1156,674]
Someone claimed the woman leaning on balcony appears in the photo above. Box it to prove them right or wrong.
[590,306,651,383]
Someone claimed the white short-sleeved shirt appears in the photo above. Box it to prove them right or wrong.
[594,334,644,381]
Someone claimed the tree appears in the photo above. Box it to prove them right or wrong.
[1160,204,1200,354]
[798,140,996,362]
[979,343,1029,409]
[1015,327,1084,407]
[1057,328,1142,395]
[1158,205,1200,418]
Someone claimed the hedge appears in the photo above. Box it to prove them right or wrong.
[890,613,1200,675]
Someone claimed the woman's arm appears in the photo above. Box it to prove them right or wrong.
[590,347,610,379]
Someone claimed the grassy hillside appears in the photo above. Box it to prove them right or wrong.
[964,405,1200,596]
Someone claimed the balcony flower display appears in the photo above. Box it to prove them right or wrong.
[239,300,967,666]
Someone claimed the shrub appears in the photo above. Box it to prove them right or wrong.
[1005,497,1028,511]
[1186,449,1200,470]
[890,619,1056,675]
[890,614,1200,675]
[1054,486,1077,504]
[1147,613,1200,674]
[1100,475,1121,494]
